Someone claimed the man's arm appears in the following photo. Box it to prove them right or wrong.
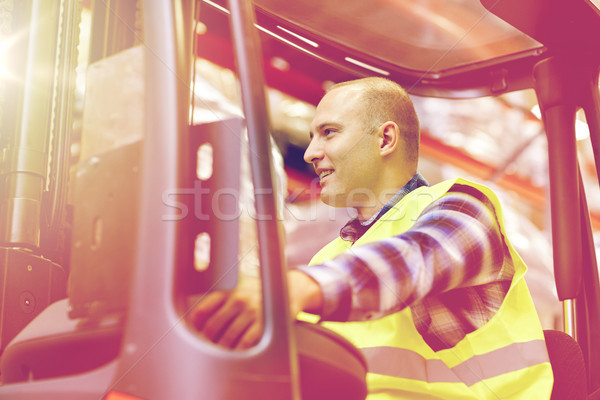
[191,186,509,347]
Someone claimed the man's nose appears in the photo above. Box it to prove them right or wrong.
[303,138,323,164]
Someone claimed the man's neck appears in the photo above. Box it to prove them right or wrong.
[354,173,417,222]
[354,186,405,222]
[356,206,380,223]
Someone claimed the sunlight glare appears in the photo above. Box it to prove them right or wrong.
[0,27,27,83]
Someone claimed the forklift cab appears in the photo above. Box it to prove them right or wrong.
[0,0,598,399]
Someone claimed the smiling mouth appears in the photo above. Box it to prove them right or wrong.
[319,170,333,181]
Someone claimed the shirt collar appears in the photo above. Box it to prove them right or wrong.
[340,172,429,242]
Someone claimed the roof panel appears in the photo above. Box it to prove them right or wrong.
[254,0,543,73]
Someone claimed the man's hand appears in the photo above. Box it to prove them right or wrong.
[190,270,324,349]
[191,277,263,349]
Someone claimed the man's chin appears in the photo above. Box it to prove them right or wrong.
[319,191,346,208]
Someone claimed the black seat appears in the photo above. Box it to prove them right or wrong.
[296,321,368,400]
[544,329,587,400]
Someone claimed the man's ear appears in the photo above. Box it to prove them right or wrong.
[379,121,399,157]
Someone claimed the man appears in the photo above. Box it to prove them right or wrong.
[192,77,553,399]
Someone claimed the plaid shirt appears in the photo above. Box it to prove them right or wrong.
[301,173,515,351]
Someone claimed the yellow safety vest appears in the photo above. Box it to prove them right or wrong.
[306,178,553,399]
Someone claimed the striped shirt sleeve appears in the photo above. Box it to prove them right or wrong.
[299,186,509,322]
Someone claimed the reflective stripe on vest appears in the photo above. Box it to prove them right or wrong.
[307,178,553,399]
[362,339,547,386]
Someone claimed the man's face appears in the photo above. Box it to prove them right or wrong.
[304,86,382,208]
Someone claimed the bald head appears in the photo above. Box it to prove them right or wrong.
[327,77,420,166]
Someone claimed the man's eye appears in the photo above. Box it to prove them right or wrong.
[324,129,334,135]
